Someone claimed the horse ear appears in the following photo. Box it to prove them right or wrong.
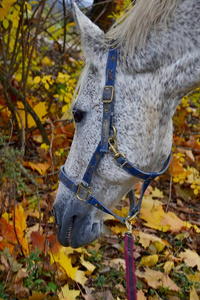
[72,3,105,59]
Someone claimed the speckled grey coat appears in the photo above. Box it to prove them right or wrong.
[54,1,200,248]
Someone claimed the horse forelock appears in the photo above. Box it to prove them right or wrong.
[105,0,179,54]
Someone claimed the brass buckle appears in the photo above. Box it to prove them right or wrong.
[127,211,139,222]
[123,212,138,237]
[114,152,126,164]
[123,219,133,237]
[75,183,91,201]
[102,86,114,103]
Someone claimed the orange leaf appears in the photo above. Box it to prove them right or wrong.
[0,218,16,244]
[184,136,200,150]
[0,239,15,253]
[27,161,50,175]
[160,211,185,231]
[169,157,185,176]
[14,206,29,254]
[48,235,60,256]
[0,205,28,254]
[31,232,60,255]
[31,231,45,252]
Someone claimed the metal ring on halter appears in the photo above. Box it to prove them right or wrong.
[110,125,117,140]
[123,219,134,237]
[114,152,126,164]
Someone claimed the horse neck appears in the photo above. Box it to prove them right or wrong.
[117,0,200,74]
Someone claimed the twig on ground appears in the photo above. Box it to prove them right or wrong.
[166,129,185,213]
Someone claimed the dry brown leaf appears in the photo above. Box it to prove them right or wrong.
[137,289,147,299]
[15,268,28,283]
[109,258,126,270]
[136,268,180,291]
[179,249,200,271]
[1,255,9,271]
[95,291,114,300]
[133,231,169,249]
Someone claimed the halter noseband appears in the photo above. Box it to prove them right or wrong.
[59,47,172,227]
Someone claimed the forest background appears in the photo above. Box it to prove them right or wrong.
[0,0,200,299]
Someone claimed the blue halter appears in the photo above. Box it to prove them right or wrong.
[59,47,172,226]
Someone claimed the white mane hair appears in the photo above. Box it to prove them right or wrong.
[105,0,179,53]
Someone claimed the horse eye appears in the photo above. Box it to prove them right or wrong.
[72,109,85,123]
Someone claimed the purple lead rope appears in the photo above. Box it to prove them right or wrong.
[124,233,137,300]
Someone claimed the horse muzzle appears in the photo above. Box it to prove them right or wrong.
[53,196,102,248]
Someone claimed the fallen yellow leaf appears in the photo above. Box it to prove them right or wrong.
[164,261,174,274]
[187,272,200,285]
[141,202,200,234]
[190,286,199,300]
[15,205,29,254]
[59,284,80,300]
[51,247,78,280]
[154,241,165,252]
[141,195,162,211]
[74,270,87,285]
[139,254,158,267]
[160,211,184,231]
[151,187,163,198]
[140,204,170,232]
[134,231,169,249]
[80,254,96,274]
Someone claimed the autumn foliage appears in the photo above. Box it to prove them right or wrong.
[0,1,200,300]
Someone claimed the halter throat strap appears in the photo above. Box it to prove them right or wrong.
[59,47,172,225]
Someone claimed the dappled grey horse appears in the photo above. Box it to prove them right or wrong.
[54,0,200,248]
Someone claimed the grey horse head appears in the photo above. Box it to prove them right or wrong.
[53,0,200,248]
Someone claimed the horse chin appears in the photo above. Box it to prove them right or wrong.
[56,214,102,248]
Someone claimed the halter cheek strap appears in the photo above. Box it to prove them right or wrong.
[59,47,172,225]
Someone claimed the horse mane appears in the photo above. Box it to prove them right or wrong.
[105,0,179,54]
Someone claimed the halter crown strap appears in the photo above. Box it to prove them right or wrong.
[101,47,117,152]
